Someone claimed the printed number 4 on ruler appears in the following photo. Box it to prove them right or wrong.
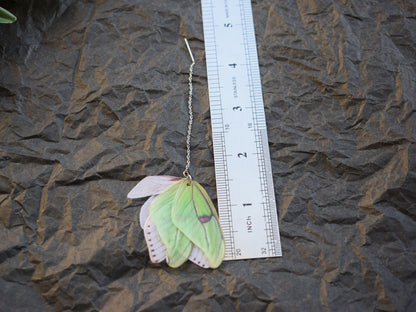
[201,0,282,260]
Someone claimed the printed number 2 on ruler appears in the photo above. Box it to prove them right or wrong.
[201,0,282,260]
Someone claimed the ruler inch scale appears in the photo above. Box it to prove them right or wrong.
[201,0,282,260]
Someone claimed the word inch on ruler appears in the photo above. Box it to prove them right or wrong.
[201,0,282,260]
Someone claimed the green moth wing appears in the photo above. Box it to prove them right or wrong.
[171,180,225,268]
[130,176,225,268]
[0,7,17,23]
[148,180,193,268]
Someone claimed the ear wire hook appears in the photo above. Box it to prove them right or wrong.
[184,38,195,64]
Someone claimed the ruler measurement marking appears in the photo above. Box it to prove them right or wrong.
[203,1,237,259]
[239,0,277,256]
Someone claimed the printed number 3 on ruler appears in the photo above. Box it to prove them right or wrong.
[201,0,282,260]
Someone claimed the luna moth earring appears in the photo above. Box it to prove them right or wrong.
[127,39,225,269]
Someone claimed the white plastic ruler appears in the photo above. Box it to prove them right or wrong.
[201,0,282,260]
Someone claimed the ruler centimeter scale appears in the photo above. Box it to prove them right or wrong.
[201,0,282,260]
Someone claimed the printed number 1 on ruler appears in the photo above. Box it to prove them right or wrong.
[201,0,282,260]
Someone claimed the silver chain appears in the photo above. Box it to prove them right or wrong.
[183,38,195,180]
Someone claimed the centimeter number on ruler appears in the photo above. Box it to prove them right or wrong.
[201,0,282,260]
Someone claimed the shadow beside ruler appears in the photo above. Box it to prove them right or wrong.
[201,0,282,260]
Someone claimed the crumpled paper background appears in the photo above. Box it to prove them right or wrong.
[0,0,415,311]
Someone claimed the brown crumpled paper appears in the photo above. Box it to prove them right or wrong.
[0,0,415,310]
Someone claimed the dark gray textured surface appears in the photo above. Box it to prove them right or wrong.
[1,0,415,311]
